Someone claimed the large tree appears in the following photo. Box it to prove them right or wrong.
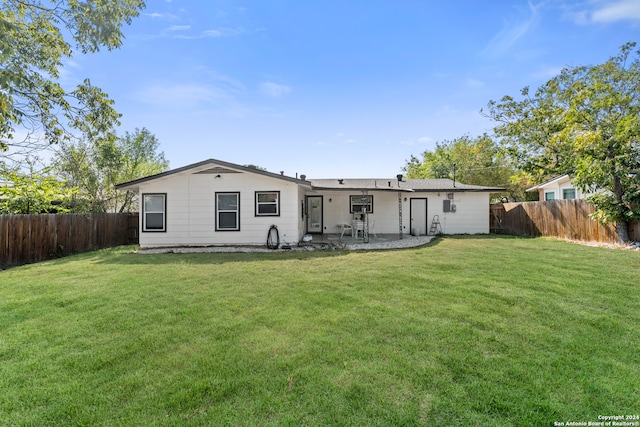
[404,134,529,201]
[484,42,640,243]
[0,162,74,214]
[54,127,168,213]
[0,0,145,163]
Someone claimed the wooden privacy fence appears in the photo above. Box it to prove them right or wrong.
[1,213,139,268]
[490,199,640,243]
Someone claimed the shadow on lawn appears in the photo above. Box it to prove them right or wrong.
[11,235,536,269]
[82,236,450,266]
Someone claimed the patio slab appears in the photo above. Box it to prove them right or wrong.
[137,234,435,254]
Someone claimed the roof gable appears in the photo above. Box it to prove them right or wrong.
[115,158,310,191]
[526,175,571,192]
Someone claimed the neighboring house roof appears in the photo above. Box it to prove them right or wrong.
[115,158,506,192]
[526,175,571,192]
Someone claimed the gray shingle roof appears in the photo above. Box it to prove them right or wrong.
[115,158,505,192]
[115,158,310,190]
[309,178,504,192]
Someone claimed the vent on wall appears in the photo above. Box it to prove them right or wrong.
[194,167,241,174]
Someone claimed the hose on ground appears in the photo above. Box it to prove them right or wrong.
[266,225,280,249]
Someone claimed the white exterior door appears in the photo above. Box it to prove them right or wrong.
[410,198,428,236]
[306,196,323,233]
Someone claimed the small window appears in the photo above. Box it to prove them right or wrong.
[443,199,451,212]
[350,195,373,213]
[563,188,576,200]
[143,194,166,232]
[216,192,240,231]
[545,192,555,201]
[256,191,280,216]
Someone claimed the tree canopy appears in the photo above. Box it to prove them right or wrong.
[54,127,168,213]
[483,42,640,242]
[0,162,74,214]
[0,0,145,163]
[404,134,529,201]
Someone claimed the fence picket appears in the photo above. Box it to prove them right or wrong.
[0,213,139,268]
[490,200,638,243]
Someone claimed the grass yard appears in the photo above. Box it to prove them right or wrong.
[0,236,639,426]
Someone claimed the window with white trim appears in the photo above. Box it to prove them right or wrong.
[256,191,280,216]
[143,193,166,232]
[216,192,240,231]
[350,195,373,213]
[544,191,555,201]
[563,188,576,200]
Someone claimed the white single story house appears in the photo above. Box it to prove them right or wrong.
[526,175,592,201]
[116,158,504,249]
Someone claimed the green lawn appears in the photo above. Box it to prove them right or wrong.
[1,236,639,426]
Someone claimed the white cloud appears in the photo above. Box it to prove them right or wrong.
[466,78,485,88]
[480,1,542,57]
[202,29,224,37]
[400,136,434,146]
[591,0,640,23]
[202,28,244,37]
[259,82,292,98]
[530,65,564,80]
[168,27,247,39]
[568,0,640,25]
[569,10,589,25]
[196,67,246,92]
[135,82,234,109]
[167,25,190,31]
[58,60,82,84]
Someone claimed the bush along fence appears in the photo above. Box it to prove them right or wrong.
[490,199,640,243]
[0,213,139,268]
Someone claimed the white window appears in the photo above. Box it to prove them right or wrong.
[350,195,373,213]
[563,188,576,200]
[544,191,555,201]
[216,192,240,231]
[256,191,280,216]
[143,194,166,232]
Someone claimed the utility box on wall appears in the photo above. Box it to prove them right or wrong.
[443,199,457,213]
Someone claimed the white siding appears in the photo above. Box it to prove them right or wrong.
[134,164,493,248]
[138,167,302,248]
[536,176,591,200]
[306,190,491,236]
[426,192,490,234]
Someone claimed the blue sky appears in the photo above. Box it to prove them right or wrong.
[63,0,640,178]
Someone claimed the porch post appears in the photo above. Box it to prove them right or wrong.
[398,191,403,240]
[361,191,369,243]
